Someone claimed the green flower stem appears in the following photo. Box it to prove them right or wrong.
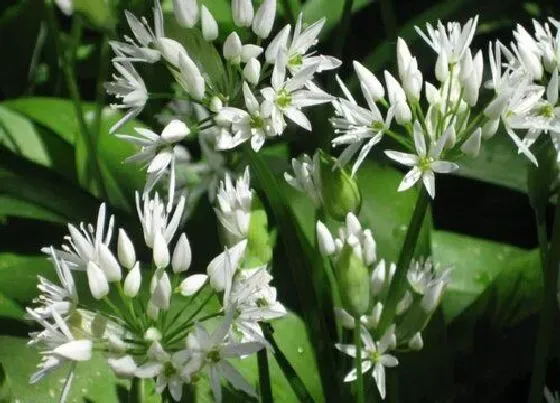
[130,378,146,403]
[528,197,560,403]
[353,320,364,403]
[257,348,273,403]
[45,0,106,198]
[377,186,430,334]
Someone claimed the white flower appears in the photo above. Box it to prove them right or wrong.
[284,151,323,208]
[207,240,248,292]
[415,16,479,64]
[150,270,172,309]
[55,0,72,15]
[28,310,92,402]
[511,24,543,80]
[217,83,275,151]
[173,0,199,28]
[261,51,333,134]
[108,355,138,377]
[172,233,192,273]
[201,5,219,41]
[105,61,148,134]
[223,32,243,63]
[406,257,450,296]
[136,191,186,248]
[232,0,254,27]
[87,261,110,299]
[385,121,459,198]
[179,274,208,296]
[244,58,261,84]
[371,259,395,297]
[331,72,394,175]
[384,71,411,125]
[396,38,423,101]
[545,387,560,403]
[186,308,264,402]
[252,0,276,39]
[215,168,253,245]
[353,61,385,102]
[30,248,77,320]
[283,13,342,73]
[316,221,335,256]
[335,328,398,400]
[265,24,291,63]
[153,230,170,269]
[459,49,484,106]
[460,128,482,157]
[124,262,142,297]
[117,229,136,270]
[118,120,190,210]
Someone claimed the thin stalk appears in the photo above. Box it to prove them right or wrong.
[354,320,364,403]
[44,0,105,197]
[130,378,145,403]
[377,187,430,334]
[528,198,560,402]
[258,349,273,403]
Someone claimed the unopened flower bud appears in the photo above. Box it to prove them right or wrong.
[108,355,137,377]
[435,52,449,82]
[443,125,456,149]
[244,58,261,85]
[394,100,412,124]
[209,96,223,112]
[362,229,376,266]
[353,61,385,101]
[319,152,362,221]
[370,259,387,296]
[86,261,109,300]
[178,53,205,101]
[425,82,440,105]
[179,274,208,296]
[99,244,121,282]
[316,221,335,256]
[172,233,192,273]
[158,38,187,69]
[223,32,243,63]
[241,45,263,63]
[201,5,218,41]
[252,0,276,39]
[118,229,136,269]
[153,231,170,269]
[460,128,482,157]
[334,307,355,328]
[334,245,371,316]
[381,324,397,350]
[232,0,254,27]
[481,119,499,139]
[408,332,424,351]
[151,271,172,310]
[124,262,141,297]
[396,290,413,315]
[173,0,199,28]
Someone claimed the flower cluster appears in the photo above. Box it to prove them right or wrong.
[27,178,286,402]
[106,0,339,211]
[317,214,450,399]
[330,17,487,198]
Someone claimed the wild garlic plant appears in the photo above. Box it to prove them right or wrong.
[30,0,560,402]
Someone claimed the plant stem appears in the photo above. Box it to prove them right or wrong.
[528,198,560,403]
[353,320,364,403]
[377,187,430,334]
[258,348,273,403]
[130,378,145,403]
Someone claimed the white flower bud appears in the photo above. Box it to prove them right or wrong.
[394,100,412,124]
[484,94,509,120]
[99,244,122,282]
[144,327,162,342]
[396,290,413,315]
[425,82,440,105]
[316,221,335,257]
[435,52,449,82]
[209,96,223,112]
[396,37,412,81]
[53,340,92,361]
[232,0,254,27]
[252,0,276,39]
[178,53,205,101]
[241,44,263,63]
[362,302,382,328]
[370,259,386,297]
[408,332,424,351]
[108,355,137,377]
[460,128,482,157]
[124,262,141,297]
[153,231,170,269]
[158,38,187,69]
[118,229,136,269]
[107,334,127,353]
[223,32,243,63]
[265,24,291,63]
[481,119,499,139]
[518,47,543,80]
[346,213,362,235]
[201,5,219,41]
[86,261,109,300]
[244,58,261,85]
[151,271,172,310]
[173,0,199,28]
[353,61,385,101]
[362,229,376,266]
[172,233,192,273]
[443,125,456,149]
[380,324,397,351]
[180,274,208,296]
[421,280,446,312]
[334,307,355,328]
[161,119,190,142]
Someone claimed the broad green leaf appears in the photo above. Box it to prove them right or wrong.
[0,293,24,321]
[0,254,53,306]
[0,195,67,223]
[433,230,541,324]
[0,336,121,402]
[0,363,12,403]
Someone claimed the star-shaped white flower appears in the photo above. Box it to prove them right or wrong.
[385,121,459,198]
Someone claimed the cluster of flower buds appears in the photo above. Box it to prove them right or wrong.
[330,16,490,198]
[316,213,450,399]
[26,182,286,402]
[106,0,341,212]
[484,18,560,165]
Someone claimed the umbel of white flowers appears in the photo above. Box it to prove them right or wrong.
[27,172,286,402]
[317,213,450,399]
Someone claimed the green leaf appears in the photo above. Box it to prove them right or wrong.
[0,336,121,402]
[0,293,24,321]
[0,363,13,403]
[0,253,53,306]
[0,195,67,223]
[432,230,541,324]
